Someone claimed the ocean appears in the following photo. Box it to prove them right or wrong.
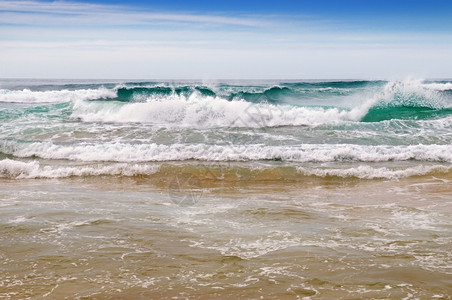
[0,79,451,299]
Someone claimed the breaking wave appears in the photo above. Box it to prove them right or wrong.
[1,140,451,163]
[1,158,450,180]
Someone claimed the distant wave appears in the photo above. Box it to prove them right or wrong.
[0,88,115,103]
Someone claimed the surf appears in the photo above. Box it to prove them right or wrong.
[2,79,451,126]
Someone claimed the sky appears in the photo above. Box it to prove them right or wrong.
[1,0,452,79]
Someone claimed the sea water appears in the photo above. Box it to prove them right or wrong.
[0,79,451,298]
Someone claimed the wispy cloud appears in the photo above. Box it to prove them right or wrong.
[0,0,269,27]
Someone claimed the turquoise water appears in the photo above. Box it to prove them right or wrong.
[0,79,451,179]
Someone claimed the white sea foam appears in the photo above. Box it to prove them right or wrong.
[0,88,116,103]
[1,157,449,180]
[0,159,159,179]
[71,93,365,127]
[2,139,452,163]
[189,232,302,259]
[0,158,38,177]
[422,82,452,91]
[296,165,452,179]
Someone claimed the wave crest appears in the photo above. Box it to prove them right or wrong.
[70,94,363,127]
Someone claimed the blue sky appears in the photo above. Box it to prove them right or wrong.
[1,0,451,79]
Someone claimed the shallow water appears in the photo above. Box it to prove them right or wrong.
[1,174,451,299]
